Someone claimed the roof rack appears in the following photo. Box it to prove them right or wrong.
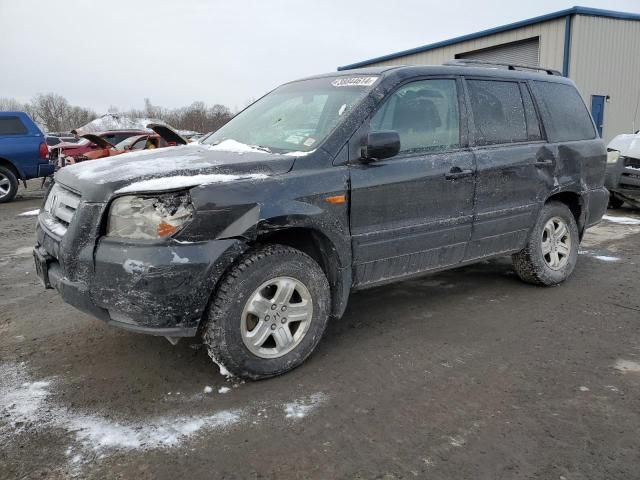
[444,59,562,76]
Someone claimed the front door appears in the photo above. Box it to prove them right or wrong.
[591,95,605,138]
[349,78,476,287]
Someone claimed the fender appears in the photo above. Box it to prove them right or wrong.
[184,166,353,318]
[0,157,26,179]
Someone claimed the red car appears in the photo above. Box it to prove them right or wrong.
[56,124,188,167]
[49,129,148,166]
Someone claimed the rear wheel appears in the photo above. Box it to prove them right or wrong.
[512,201,579,286]
[0,166,18,203]
[203,244,330,380]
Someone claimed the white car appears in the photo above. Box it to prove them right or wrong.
[605,132,640,208]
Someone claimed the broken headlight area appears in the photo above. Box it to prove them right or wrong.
[106,192,194,239]
[606,149,621,165]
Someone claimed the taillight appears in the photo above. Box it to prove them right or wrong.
[39,143,48,160]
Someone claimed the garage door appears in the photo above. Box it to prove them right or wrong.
[456,37,540,67]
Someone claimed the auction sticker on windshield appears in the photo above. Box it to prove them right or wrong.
[331,77,378,87]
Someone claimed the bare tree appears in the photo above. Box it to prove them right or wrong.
[0,97,24,111]
[0,93,234,134]
[29,93,71,131]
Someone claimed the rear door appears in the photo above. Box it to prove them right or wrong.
[349,77,476,287]
[463,78,551,260]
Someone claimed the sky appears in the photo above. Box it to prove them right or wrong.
[2,0,640,113]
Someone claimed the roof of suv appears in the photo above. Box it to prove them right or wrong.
[299,64,574,85]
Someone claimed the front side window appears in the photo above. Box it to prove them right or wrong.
[370,79,460,154]
[203,76,378,153]
[467,80,527,145]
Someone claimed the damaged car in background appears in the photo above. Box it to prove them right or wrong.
[55,124,188,167]
[606,131,640,208]
[34,64,607,380]
[49,129,148,167]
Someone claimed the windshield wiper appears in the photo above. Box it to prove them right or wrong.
[250,145,272,153]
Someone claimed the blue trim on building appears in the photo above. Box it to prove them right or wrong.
[562,15,572,76]
[338,6,640,71]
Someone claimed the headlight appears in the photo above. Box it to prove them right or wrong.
[607,149,621,164]
[107,192,194,239]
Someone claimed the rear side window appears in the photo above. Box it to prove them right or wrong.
[0,117,28,135]
[467,80,527,145]
[370,79,461,153]
[531,81,596,142]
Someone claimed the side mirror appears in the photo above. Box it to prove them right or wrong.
[363,131,400,161]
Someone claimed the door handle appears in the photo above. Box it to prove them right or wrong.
[535,158,554,167]
[445,166,473,180]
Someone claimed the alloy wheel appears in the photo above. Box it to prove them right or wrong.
[541,216,571,270]
[240,276,313,359]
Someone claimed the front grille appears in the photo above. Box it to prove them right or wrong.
[41,184,81,237]
[624,156,640,168]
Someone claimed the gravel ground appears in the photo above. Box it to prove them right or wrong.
[1,182,639,479]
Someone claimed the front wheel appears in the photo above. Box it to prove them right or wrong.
[512,201,579,286]
[203,244,330,380]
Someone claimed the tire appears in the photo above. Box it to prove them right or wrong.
[512,201,579,286]
[0,166,18,203]
[203,244,330,380]
[608,194,624,209]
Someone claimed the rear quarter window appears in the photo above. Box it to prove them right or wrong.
[531,81,596,142]
[0,117,28,135]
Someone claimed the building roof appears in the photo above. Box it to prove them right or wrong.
[337,6,640,71]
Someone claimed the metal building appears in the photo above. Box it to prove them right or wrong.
[338,6,640,143]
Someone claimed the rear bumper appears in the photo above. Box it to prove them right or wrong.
[36,224,246,337]
[582,187,609,228]
[38,162,55,177]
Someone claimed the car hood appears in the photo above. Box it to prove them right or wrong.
[608,133,640,160]
[54,142,296,202]
[81,134,114,149]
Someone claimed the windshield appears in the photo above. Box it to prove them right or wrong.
[203,75,379,153]
[115,135,146,150]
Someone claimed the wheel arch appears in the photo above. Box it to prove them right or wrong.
[0,157,23,179]
[253,226,351,320]
[545,190,585,238]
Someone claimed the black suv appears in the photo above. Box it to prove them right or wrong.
[34,65,608,379]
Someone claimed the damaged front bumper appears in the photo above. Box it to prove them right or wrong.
[605,157,640,206]
[35,221,245,337]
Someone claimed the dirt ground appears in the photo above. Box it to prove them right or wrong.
[1,182,640,480]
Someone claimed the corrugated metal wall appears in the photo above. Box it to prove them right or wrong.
[456,37,540,66]
[570,15,640,142]
[362,18,566,71]
[360,15,640,143]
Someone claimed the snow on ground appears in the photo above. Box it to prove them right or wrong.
[593,255,621,262]
[283,392,327,419]
[602,215,640,226]
[614,359,640,373]
[115,173,267,194]
[0,361,328,469]
[18,209,40,217]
